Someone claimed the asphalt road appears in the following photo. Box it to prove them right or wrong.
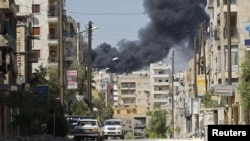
[5,135,205,141]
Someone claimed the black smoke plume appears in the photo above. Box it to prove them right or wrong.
[90,0,209,73]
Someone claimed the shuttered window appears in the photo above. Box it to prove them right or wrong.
[32,4,40,13]
[33,50,40,58]
[33,27,40,35]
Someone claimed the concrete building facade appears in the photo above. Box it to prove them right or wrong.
[149,61,171,109]
[15,0,82,74]
[205,0,250,125]
[113,71,150,138]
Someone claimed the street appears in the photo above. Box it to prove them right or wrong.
[3,134,206,141]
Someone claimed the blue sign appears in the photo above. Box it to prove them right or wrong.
[35,85,49,96]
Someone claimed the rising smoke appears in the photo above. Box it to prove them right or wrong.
[90,0,209,74]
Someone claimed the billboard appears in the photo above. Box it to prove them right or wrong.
[197,75,206,96]
[67,70,78,89]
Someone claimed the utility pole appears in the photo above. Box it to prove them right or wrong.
[201,22,207,95]
[227,0,232,124]
[193,35,199,132]
[59,0,64,108]
[171,50,175,138]
[87,21,93,114]
[77,22,80,65]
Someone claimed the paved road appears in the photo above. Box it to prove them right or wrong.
[4,135,205,141]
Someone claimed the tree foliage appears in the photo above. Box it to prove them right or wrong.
[92,92,113,123]
[8,65,68,136]
[144,107,167,138]
[238,51,250,109]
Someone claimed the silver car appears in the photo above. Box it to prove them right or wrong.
[73,118,103,141]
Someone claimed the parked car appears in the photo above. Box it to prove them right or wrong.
[66,116,96,136]
[102,119,125,139]
[73,118,103,141]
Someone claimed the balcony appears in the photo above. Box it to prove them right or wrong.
[47,34,58,45]
[47,5,58,22]
[120,94,136,98]
[223,28,238,38]
[48,56,58,64]
[152,82,170,86]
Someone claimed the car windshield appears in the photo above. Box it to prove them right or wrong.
[105,120,121,125]
[78,121,97,126]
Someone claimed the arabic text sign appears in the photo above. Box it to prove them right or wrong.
[214,85,233,96]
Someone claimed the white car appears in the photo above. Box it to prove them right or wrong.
[102,119,125,139]
[73,118,103,141]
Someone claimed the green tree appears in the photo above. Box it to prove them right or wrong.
[14,65,68,136]
[144,106,167,138]
[238,51,250,109]
[92,92,113,123]
[70,100,90,116]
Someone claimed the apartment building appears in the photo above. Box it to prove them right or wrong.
[15,0,81,74]
[149,61,171,109]
[0,0,17,138]
[181,0,250,137]
[113,71,150,137]
[206,0,250,125]
[172,71,187,137]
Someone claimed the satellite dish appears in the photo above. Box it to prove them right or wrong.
[0,14,6,34]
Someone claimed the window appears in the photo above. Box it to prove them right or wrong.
[33,50,40,58]
[225,45,238,71]
[223,0,237,5]
[217,46,221,71]
[16,5,19,13]
[127,110,131,114]
[217,0,220,7]
[32,4,40,13]
[33,27,40,35]
[117,110,120,114]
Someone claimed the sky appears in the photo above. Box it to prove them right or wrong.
[65,0,149,48]
[65,0,209,73]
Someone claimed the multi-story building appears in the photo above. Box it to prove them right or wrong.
[182,0,250,137]
[113,70,150,137]
[0,0,17,138]
[172,71,187,137]
[15,0,82,76]
[149,61,171,109]
[206,0,249,125]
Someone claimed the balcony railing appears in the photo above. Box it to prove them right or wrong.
[48,34,58,40]
[224,28,238,38]
[48,56,58,63]
[48,6,58,17]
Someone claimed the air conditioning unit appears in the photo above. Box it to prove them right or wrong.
[0,0,16,14]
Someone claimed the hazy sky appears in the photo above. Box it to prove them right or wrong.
[65,0,150,48]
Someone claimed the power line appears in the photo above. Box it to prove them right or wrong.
[67,12,145,16]
[66,2,201,16]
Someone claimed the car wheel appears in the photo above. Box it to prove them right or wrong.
[120,135,125,139]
